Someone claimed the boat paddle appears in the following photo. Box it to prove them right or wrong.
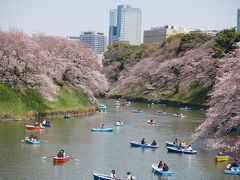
[41,156,54,159]
[70,157,80,161]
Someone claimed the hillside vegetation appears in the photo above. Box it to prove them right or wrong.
[103,29,240,106]
[0,31,108,119]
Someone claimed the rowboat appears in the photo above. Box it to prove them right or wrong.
[93,173,131,180]
[167,146,197,154]
[165,142,189,149]
[53,156,70,164]
[63,114,71,119]
[91,128,114,132]
[25,137,41,144]
[41,122,52,127]
[179,106,192,111]
[26,125,45,130]
[132,109,143,113]
[152,164,173,176]
[130,141,159,148]
[215,155,230,162]
[115,121,124,126]
[147,120,156,124]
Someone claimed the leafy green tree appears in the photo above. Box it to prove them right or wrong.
[212,28,240,58]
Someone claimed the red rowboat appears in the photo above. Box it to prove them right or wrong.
[26,125,45,130]
[53,156,70,164]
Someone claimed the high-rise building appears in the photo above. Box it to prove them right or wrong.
[108,9,118,45]
[108,5,142,45]
[144,25,185,44]
[79,31,107,54]
[237,9,240,32]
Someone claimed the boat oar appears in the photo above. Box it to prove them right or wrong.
[70,157,80,162]
[41,156,54,159]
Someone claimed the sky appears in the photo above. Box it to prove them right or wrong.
[0,0,239,37]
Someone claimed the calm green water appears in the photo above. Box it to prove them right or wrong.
[0,99,236,180]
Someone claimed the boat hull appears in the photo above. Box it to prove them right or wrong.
[167,147,197,154]
[26,125,45,130]
[224,170,240,175]
[93,173,111,180]
[152,164,173,176]
[53,156,70,164]
[42,123,51,127]
[147,120,156,124]
[130,141,159,148]
[91,128,114,132]
[25,137,41,144]
[215,156,230,162]
[165,142,189,149]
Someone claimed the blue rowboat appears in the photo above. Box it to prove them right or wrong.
[167,146,197,154]
[25,137,41,144]
[41,122,52,127]
[130,141,159,148]
[91,128,114,132]
[224,170,240,175]
[165,142,189,149]
[152,164,173,176]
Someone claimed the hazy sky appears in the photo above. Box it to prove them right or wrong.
[1,0,239,37]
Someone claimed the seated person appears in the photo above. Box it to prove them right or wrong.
[141,138,146,144]
[173,138,178,144]
[231,158,240,167]
[187,145,193,151]
[57,149,65,158]
[151,140,157,146]
[162,163,169,171]
[101,124,104,129]
[218,150,227,156]
[110,170,118,180]
[158,161,163,170]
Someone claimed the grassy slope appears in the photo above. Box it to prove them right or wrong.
[0,83,92,117]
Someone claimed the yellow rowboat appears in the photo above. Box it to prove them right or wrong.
[215,156,230,162]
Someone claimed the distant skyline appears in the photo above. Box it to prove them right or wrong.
[0,0,239,37]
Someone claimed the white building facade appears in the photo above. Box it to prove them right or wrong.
[109,5,142,45]
[79,31,107,54]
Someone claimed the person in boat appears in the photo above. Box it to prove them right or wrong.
[187,145,192,151]
[57,149,65,158]
[34,122,39,126]
[110,170,118,180]
[151,140,157,146]
[101,124,105,129]
[150,119,154,123]
[29,134,34,140]
[127,171,133,180]
[231,158,240,167]
[173,138,178,144]
[218,150,227,156]
[42,119,47,124]
[158,161,163,170]
[33,136,38,142]
[162,163,169,171]
[141,138,146,144]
